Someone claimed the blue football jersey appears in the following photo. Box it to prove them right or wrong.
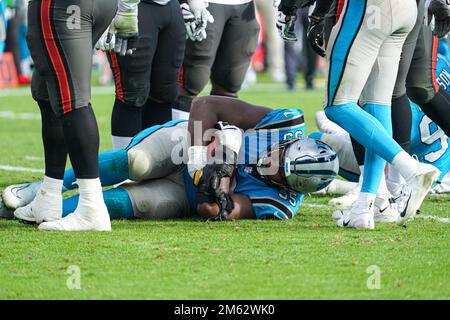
[438,39,450,62]
[410,104,450,180]
[184,109,306,220]
[436,54,450,91]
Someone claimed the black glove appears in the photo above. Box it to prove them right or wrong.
[429,0,450,38]
[195,163,235,221]
[307,14,326,57]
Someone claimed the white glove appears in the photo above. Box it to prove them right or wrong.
[213,122,243,158]
[185,0,214,42]
[95,27,115,52]
[109,0,140,56]
[188,145,208,179]
[276,11,298,42]
[273,0,281,8]
[181,3,198,41]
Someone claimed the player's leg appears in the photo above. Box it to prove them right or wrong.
[31,0,117,231]
[325,0,436,227]
[108,1,158,149]
[175,2,226,113]
[64,169,191,220]
[142,0,186,127]
[63,187,135,220]
[210,2,260,97]
[4,121,189,212]
[16,0,83,224]
[407,25,450,136]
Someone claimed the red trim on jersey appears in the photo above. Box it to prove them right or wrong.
[432,35,440,93]
[109,52,124,102]
[178,65,184,89]
[41,0,72,114]
[336,0,345,23]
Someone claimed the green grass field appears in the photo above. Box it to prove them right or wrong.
[0,78,449,300]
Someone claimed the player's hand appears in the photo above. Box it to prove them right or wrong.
[95,27,115,52]
[213,122,243,158]
[307,15,326,57]
[195,163,235,221]
[428,0,450,38]
[184,0,214,42]
[273,0,281,8]
[276,11,298,42]
[110,0,140,56]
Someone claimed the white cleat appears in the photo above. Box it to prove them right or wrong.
[0,198,14,220]
[13,185,62,224]
[335,200,375,230]
[374,199,399,223]
[397,164,441,226]
[38,205,111,232]
[328,189,359,207]
[2,181,42,210]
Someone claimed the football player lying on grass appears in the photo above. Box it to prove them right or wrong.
[310,54,450,224]
[1,96,339,226]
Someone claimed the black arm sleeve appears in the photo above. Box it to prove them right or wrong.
[312,0,335,17]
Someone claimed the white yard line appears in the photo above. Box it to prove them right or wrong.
[24,156,44,161]
[416,215,450,224]
[0,165,44,173]
[0,110,41,120]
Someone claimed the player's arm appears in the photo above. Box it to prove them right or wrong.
[188,96,272,147]
[197,193,256,220]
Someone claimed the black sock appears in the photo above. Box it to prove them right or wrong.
[421,90,450,136]
[141,99,172,129]
[351,136,365,166]
[111,98,142,138]
[62,105,99,179]
[37,99,67,180]
[391,94,412,153]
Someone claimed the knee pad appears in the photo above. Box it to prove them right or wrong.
[149,83,179,104]
[127,148,152,181]
[407,86,436,106]
[183,65,211,96]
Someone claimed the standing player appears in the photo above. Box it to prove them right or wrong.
[174,0,260,117]
[312,52,450,223]
[97,0,186,149]
[16,0,140,231]
[279,0,441,230]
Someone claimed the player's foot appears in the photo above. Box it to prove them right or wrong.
[328,188,359,207]
[397,164,441,225]
[13,185,62,224]
[0,198,14,220]
[335,200,375,230]
[374,199,399,223]
[2,181,42,210]
[332,199,398,223]
[38,204,111,232]
[315,111,347,136]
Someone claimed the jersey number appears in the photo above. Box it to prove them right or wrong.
[419,115,448,163]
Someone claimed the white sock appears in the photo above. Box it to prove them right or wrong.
[391,151,418,181]
[112,136,132,150]
[377,175,390,198]
[172,108,189,121]
[355,192,376,212]
[358,165,364,186]
[387,164,405,185]
[41,176,63,196]
[75,178,106,219]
